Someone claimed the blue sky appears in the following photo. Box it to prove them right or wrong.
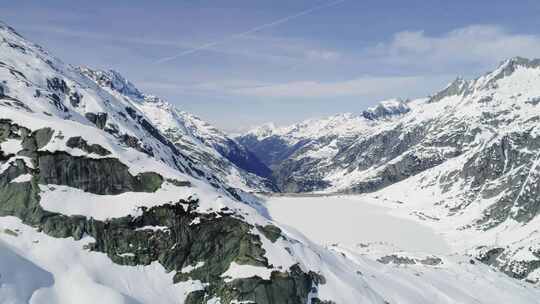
[3,1,540,132]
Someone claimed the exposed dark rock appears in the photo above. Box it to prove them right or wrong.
[46,77,69,94]
[85,112,108,129]
[257,225,282,243]
[362,99,410,120]
[166,178,191,187]
[377,254,443,266]
[17,127,54,159]
[0,158,319,303]
[474,247,540,279]
[124,107,184,158]
[125,106,140,120]
[69,91,82,107]
[201,265,318,304]
[36,151,162,195]
[65,136,111,156]
[428,77,469,103]
[418,256,443,266]
[377,255,416,265]
[346,150,446,194]
[0,119,327,303]
[119,133,154,156]
[48,93,68,112]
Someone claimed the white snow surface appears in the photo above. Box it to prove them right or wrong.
[263,195,450,254]
[221,262,274,282]
[259,194,540,304]
[0,216,204,304]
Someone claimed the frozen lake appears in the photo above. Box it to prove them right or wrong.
[262,195,450,254]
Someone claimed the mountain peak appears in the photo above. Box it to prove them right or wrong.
[247,122,279,139]
[499,56,540,69]
[487,56,540,81]
[362,98,410,120]
[428,77,469,103]
[78,66,144,99]
[427,57,540,104]
[0,20,23,38]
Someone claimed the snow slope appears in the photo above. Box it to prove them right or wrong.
[0,21,341,303]
[260,194,540,304]
[0,216,201,304]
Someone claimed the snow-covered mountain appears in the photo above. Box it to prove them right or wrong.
[75,66,275,192]
[362,98,410,120]
[237,56,540,281]
[0,21,335,303]
[2,20,540,303]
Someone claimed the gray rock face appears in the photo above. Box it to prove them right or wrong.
[84,112,108,129]
[37,151,163,195]
[65,136,111,156]
[428,77,469,103]
[362,99,410,120]
[0,119,325,303]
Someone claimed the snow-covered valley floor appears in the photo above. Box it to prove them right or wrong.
[258,194,540,303]
[262,195,450,254]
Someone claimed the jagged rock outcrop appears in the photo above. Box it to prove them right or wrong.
[362,98,410,120]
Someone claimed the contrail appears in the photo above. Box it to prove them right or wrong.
[154,0,346,64]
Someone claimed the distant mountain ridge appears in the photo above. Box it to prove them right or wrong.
[362,98,410,120]
[77,66,276,192]
[237,56,540,280]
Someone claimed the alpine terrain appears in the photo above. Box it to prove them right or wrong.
[238,57,540,283]
[1,19,540,304]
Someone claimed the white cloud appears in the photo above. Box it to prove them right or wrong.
[29,22,540,102]
[305,49,341,61]
[138,79,270,97]
[372,25,540,69]
[231,75,429,98]
[236,24,540,100]
[140,75,452,100]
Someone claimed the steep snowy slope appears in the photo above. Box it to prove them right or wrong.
[238,57,540,280]
[77,67,275,192]
[0,21,339,303]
